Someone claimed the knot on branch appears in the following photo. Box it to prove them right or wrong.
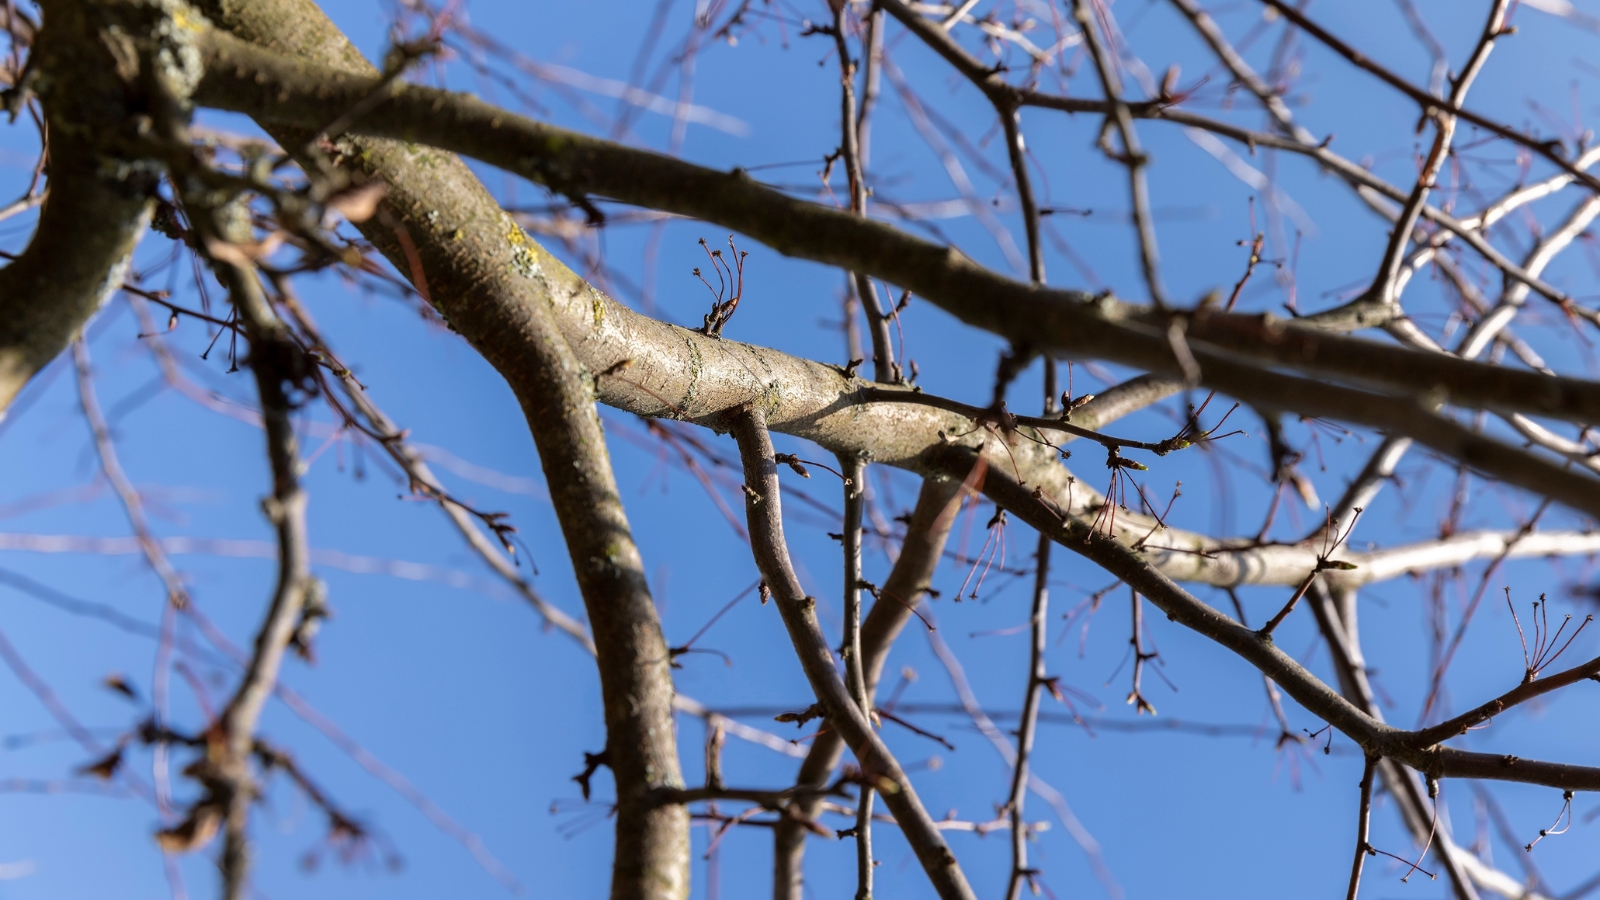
[245,330,321,408]
[572,749,610,801]
[774,703,826,728]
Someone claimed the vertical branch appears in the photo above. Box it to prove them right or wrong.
[731,407,975,900]
[190,205,313,900]
[838,453,873,899]
[1071,0,1168,309]
[772,477,962,900]
[857,7,884,168]
[1005,368,1056,900]
[831,2,895,383]
[1346,756,1379,900]
[1003,531,1051,900]
[1001,107,1044,287]
[1127,588,1155,715]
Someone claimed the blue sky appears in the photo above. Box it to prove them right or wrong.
[2,1,1600,898]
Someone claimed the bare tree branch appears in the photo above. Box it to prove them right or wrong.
[772,476,962,900]
[189,2,689,896]
[730,405,976,900]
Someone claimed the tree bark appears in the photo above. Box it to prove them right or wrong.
[189,2,688,896]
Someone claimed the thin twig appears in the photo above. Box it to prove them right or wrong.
[1071,0,1167,309]
[1346,756,1378,900]
[838,452,874,900]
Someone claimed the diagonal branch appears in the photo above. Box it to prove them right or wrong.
[729,405,976,900]
[773,476,962,900]
[952,441,1600,794]
[188,34,1600,432]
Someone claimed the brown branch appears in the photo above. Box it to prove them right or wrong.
[1409,651,1600,748]
[1338,0,1512,321]
[1346,756,1378,900]
[177,194,315,899]
[0,0,183,412]
[837,452,874,900]
[730,406,976,900]
[830,2,894,384]
[167,22,1600,592]
[1070,0,1167,308]
[650,782,850,810]
[898,0,1571,317]
[190,2,689,898]
[1004,529,1051,900]
[772,476,962,900]
[188,34,1600,448]
[1257,0,1600,197]
[855,385,1172,453]
[951,443,1600,794]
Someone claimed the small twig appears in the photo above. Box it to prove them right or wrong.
[1258,508,1361,638]
[1345,756,1378,900]
[829,3,894,383]
[1524,790,1574,852]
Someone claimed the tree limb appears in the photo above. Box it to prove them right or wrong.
[188,1,688,896]
[730,405,976,900]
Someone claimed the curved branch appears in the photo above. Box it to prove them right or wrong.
[0,0,169,413]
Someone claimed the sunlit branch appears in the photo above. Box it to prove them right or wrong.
[730,405,976,900]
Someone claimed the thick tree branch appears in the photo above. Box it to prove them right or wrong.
[0,0,190,412]
[188,32,1600,433]
[183,16,1600,581]
[188,2,688,897]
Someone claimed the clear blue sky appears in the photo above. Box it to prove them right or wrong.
[1,1,1599,898]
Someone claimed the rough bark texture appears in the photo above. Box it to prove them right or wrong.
[0,0,174,412]
[189,40,1600,426]
[187,2,689,897]
[186,33,1600,523]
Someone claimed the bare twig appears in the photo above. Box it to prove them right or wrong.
[837,452,874,900]
[1071,0,1167,309]
[1346,756,1379,900]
